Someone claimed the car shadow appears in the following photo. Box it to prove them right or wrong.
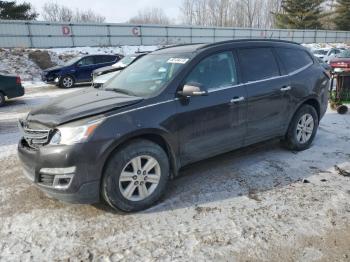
[94,138,322,215]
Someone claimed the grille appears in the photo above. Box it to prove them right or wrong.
[38,173,54,186]
[18,120,51,149]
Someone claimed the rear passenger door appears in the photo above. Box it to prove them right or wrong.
[237,47,291,144]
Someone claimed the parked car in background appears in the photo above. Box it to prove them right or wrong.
[42,54,123,88]
[0,74,24,106]
[92,52,149,89]
[18,39,329,212]
[92,52,149,80]
[312,48,346,63]
[329,49,350,74]
[316,57,332,73]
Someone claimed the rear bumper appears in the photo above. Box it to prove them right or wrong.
[6,85,24,99]
[17,139,106,204]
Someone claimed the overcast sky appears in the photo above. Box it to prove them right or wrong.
[25,0,182,23]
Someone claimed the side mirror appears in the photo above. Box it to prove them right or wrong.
[178,83,208,97]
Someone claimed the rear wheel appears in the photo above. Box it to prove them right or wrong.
[0,92,5,107]
[102,139,170,212]
[283,104,319,151]
[59,75,74,88]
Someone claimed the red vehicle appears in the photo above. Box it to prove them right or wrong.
[330,49,350,74]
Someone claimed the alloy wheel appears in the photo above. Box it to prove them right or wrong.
[62,77,73,88]
[296,113,314,144]
[119,155,161,201]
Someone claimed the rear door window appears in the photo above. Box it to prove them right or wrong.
[77,57,94,66]
[185,51,238,91]
[275,48,313,74]
[237,48,280,82]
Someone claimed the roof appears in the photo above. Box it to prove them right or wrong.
[152,39,300,54]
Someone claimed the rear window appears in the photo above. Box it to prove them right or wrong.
[276,48,313,74]
[238,48,280,82]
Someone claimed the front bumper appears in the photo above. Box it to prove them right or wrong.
[41,74,59,84]
[17,139,103,204]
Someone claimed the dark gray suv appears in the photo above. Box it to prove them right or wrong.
[18,40,329,212]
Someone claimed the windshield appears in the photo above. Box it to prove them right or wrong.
[113,55,138,68]
[104,53,192,97]
[313,50,328,55]
[338,50,350,58]
[64,56,82,66]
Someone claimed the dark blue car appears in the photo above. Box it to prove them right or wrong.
[42,54,122,88]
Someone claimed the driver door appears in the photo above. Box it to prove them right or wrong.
[175,51,247,165]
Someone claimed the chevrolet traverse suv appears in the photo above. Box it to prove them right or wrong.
[18,40,329,212]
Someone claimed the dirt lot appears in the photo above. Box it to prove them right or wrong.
[0,85,350,261]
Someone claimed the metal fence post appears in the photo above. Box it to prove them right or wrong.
[140,25,143,45]
[70,23,75,47]
[107,24,112,46]
[165,26,169,45]
[213,27,216,43]
[190,26,193,43]
[26,21,33,48]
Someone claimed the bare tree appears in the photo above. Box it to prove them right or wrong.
[75,9,105,23]
[42,2,73,22]
[129,7,171,25]
[179,0,283,28]
[41,2,105,23]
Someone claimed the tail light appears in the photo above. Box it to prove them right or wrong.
[330,62,350,68]
[16,76,21,85]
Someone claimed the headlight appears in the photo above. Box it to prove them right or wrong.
[50,118,104,145]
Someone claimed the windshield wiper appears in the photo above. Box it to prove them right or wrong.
[105,88,135,96]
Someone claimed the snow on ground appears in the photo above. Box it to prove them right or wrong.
[0,84,350,261]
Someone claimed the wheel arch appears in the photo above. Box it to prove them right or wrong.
[101,130,179,181]
[285,96,321,136]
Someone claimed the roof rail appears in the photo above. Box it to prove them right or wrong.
[197,39,300,50]
[156,43,204,51]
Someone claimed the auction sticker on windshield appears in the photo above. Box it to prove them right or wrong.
[167,58,189,64]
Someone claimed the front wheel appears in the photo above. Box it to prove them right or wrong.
[283,104,319,151]
[102,139,170,212]
[59,75,75,88]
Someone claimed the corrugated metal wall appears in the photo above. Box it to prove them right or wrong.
[0,20,349,48]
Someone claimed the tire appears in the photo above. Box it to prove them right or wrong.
[0,92,5,107]
[102,139,170,212]
[59,75,75,88]
[283,104,319,151]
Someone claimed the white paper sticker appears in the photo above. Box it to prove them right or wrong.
[167,58,189,64]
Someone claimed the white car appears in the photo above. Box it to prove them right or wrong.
[92,71,120,88]
[312,48,346,63]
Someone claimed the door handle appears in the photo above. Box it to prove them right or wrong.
[230,97,245,103]
[280,86,292,92]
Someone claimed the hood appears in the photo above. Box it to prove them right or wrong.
[44,65,64,72]
[27,88,143,127]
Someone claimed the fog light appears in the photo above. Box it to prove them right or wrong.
[53,174,74,189]
[39,167,76,190]
[54,77,59,83]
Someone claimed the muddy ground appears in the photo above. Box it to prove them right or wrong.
[0,85,350,261]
